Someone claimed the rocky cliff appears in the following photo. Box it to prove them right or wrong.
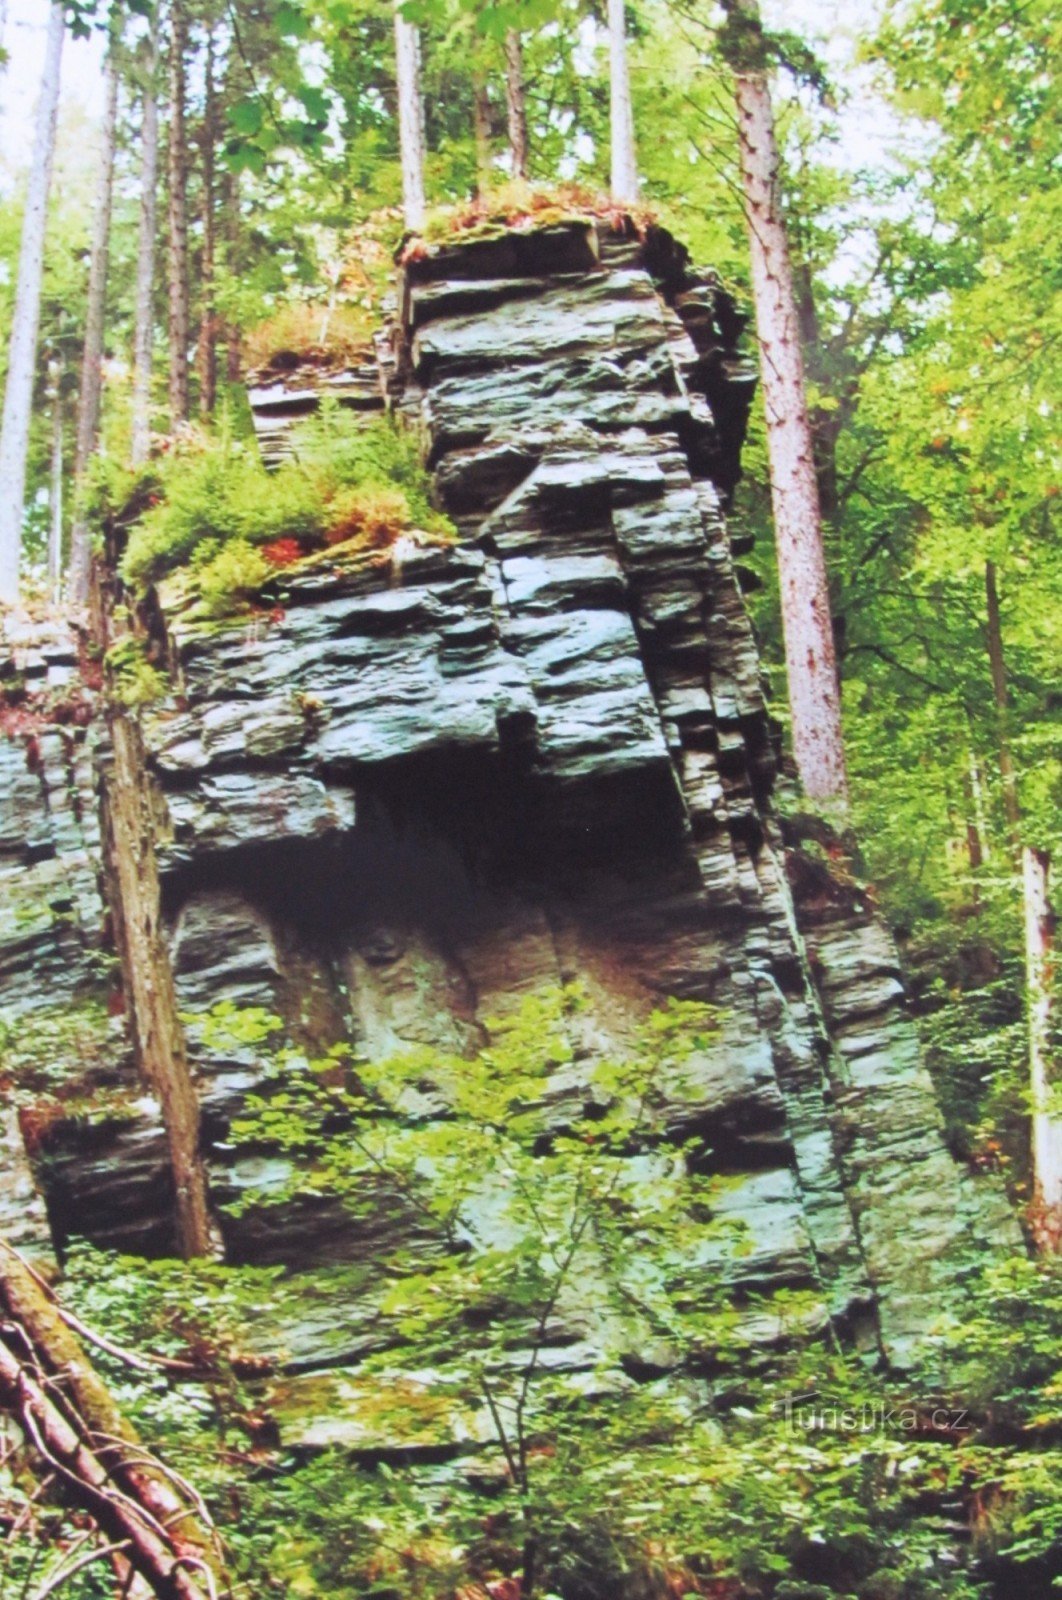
[0,219,1015,1458]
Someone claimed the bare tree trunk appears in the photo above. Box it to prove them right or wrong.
[962,749,986,894]
[167,0,191,424]
[985,558,1022,843]
[608,0,639,203]
[505,29,529,181]
[48,378,63,601]
[68,48,120,605]
[394,0,426,231]
[0,1,63,606]
[1026,847,1061,1250]
[131,19,160,468]
[101,710,218,1259]
[473,74,492,200]
[196,24,217,416]
[723,0,848,805]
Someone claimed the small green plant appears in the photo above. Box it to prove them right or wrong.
[103,634,169,706]
[194,538,273,617]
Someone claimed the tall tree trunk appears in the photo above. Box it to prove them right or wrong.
[505,29,529,180]
[101,710,218,1259]
[473,74,492,200]
[394,0,426,231]
[722,0,848,805]
[68,47,120,605]
[608,0,639,203]
[48,379,63,601]
[985,558,1022,843]
[196,24,218,415]
[1026,847,1061,1249]
[131,18,160,467]
[0,2,63,606]
[167,0,191,424]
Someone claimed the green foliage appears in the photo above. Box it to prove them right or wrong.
[103,633,169,707]
[194,539,273,618]
[116,410,455,608]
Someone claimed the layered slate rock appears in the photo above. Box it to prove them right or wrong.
[0,618,146,1260]
[246,346,385,468]
[0,222,1017,1452]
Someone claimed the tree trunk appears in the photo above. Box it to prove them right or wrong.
[474,74,492,200]
[0,2,63,606]
[394,0,426,231]
[608,0,639,203]
[131,19,160,468]
[0,1244,222,1600]
[985,558,1022,843]
[101,710,217,1259]
[167,0,191,424]
[48,380,63,601]
[963,749,985,879]
[196,25,218,416]
[505,29,529,181]
[1026,847,1061,1250]
[723,0,848,805]
[68,47,120,605]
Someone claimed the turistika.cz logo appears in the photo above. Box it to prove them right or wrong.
[777,1391,973,1437]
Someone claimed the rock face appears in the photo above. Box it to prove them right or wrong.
[0,221,1015,1452]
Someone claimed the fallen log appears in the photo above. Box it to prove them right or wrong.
[0,1241,227,1600]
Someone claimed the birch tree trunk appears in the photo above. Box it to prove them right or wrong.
[505,28,529,180]
[48,380,63,601]
[131,20,160,467]
[394,0,426,231]
[196,25,218,416]
[985,558,1022,844]
[608,0,639,204]
[0,2,63,606]
[1026,847,1062,1249]
[723,0,848,805]
[474,74,492,200]
[167,0,191,424]
[68,48,120,605]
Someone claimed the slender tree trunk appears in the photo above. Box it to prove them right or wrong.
[963,748,986,886]
[131,20,160,467]
[723,0,848,805]
[1026,847,1061,1249]
[394,0,426,231]
[167,0,191,424]
[505,28,529,181]
[608,0,639,203]
[196,25,217,416]
[473,74,492,200]
[222,164,242,382]
[48,380,63,601]
[0,2,63,606]
[985,558,1022,843]
[101,710,218,1259]
[68,48,120,605]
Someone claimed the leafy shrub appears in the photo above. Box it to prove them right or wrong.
[244,300,376,373]
[120,433,323,589]
[324,483,411,546]
[194,539,272,618]
[117,410,455,609]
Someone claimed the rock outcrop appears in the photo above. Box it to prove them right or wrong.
[0,220,1016,1456]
